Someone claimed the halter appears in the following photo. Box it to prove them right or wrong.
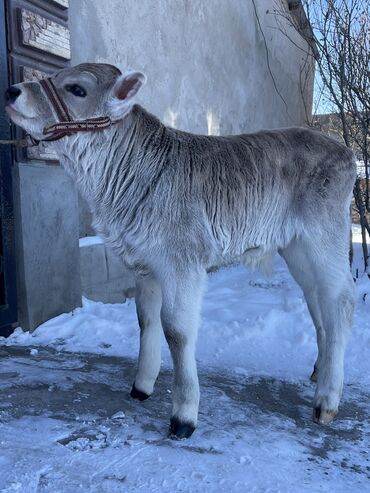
[1,77,118,148]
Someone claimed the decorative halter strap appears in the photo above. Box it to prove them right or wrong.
[0,77,118,148]
[39,78,72,124]
[39,77,117,142]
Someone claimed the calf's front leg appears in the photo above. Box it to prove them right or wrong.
[131,276,162,400]
[160,270,206,439]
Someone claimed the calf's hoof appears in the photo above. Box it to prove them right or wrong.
[130,383,151,401]
[313,406,337,425]
[169,417,196,439]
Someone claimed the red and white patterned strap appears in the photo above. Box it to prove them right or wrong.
[39,77,118,143]
[39,78,72,124]
[43,116,113,136]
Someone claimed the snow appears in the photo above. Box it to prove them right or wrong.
[79,236,104,247]
[0,236,369,492]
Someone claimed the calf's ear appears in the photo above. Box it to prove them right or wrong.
[108,71,146,118]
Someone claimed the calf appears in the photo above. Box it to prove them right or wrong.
[5,63,356,438]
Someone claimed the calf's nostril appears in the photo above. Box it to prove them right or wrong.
[5,86,22,103]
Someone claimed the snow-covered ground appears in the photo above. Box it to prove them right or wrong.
[0,229,369,492]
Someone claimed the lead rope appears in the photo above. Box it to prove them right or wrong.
[0,135,40,147]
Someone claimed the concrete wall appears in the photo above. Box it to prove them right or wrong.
[78,195,94,238]
[13,163,81,330]
[80,237,135,303]
[69,0,314,137]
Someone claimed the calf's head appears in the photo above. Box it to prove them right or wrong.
[4,63,146,140]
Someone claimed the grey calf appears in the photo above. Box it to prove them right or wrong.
[5,63,356,438]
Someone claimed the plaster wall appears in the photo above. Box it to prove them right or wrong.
[69,0,314,137]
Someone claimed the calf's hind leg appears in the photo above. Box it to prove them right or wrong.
[281,234,355,424]
[313,269,354,424]
[279,245,325,382]
[131,276,162,400]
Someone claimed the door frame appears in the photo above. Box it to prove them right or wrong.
[0,0,18,336]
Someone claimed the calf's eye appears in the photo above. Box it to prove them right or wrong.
[65,84,86,97]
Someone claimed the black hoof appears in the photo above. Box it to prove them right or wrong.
[313,406,336,425]
[169,417,196,439]
[130,383,150,401]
